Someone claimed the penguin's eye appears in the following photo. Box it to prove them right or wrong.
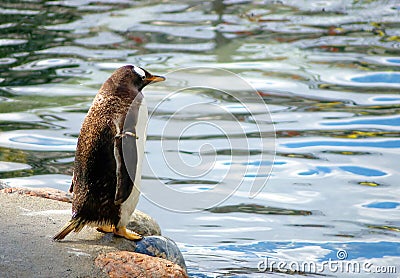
[132,66,146,81]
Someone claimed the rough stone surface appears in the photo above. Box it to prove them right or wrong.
[0,192,186,277]
[95,251,188,278]
[0,186,161,236]
[128,210,161,236]
[0,192,106,277]
[134,236,187,272]
[0,187,73,203]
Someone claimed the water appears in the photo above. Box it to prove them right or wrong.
[1,0,399,276]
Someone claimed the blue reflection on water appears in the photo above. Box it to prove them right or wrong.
[351,73,400,84]
[218,241,400,261]
[323,116,400,126]
[373,97,400,102]
[244,174,270,178]
[222,160,286,166]
[299,169,318,175]
[363,202,400,209]
[299,166,331,176]
[283,140,400,149]
[387,58,400,64]
[245,161,286,166]
[339,166,386,177]
[316,166,331,173]
[298,165,385,177]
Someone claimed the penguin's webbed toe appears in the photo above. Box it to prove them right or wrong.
[114,226,142,241]
[97,225,114,234]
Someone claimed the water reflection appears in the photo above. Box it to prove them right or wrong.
[0,161,30,172]
[322,115,400,127]
[282,139,400,149]
[321,71,400,88]
[37,46,137,59]
[185,240,400,276]
[298,165,387,177]
[13,58,80,71]
[2,174,71,191]
[207,203,313,216]
[363,202,400,209]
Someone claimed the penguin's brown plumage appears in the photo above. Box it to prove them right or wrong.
[53,65,165,241]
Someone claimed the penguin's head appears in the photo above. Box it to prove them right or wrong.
[128,65,165,91]
[103,65,165,97]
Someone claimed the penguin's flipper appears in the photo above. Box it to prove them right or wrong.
[113,130,137,205]
[68,173,75,193]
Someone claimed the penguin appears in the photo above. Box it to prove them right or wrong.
[53,65,165,241]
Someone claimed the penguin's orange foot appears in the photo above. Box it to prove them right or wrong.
[113,226,142,241]
[97,225,114,233]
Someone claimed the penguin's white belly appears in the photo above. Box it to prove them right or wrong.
[118,182,140,227]
[118,100,148,227]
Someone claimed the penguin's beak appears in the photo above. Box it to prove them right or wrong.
[146,75,165,84]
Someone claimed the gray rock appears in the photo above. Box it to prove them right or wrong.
[0,192,187,277]
[0,193,107,277]
[128,209,161,236]
[134,236,187,272]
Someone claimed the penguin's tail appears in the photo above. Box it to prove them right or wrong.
[53,218,85,241]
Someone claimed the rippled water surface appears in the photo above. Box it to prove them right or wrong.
[1,0,399,277]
